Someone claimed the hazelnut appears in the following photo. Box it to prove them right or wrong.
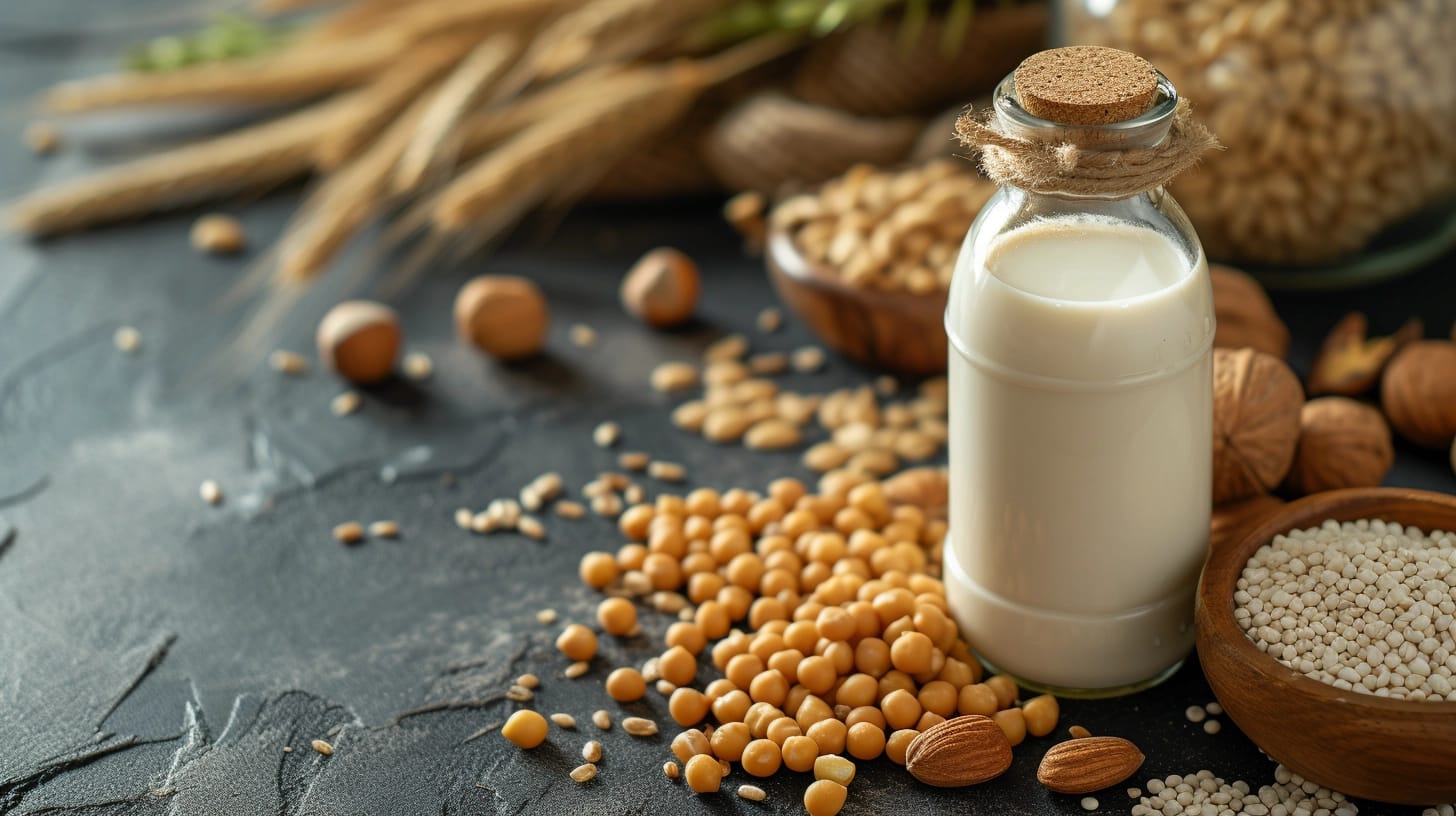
[454,275,549,361]
[1307,312,1422,397]
[316,300,401,385]
[1381,340,1456,449]
[881,467,947,519]
[1285,397,1393,495]
[621,247,700,328]
[1213,348,1303,503]
[1210,494,1285,557]
[1211,264,1288,359]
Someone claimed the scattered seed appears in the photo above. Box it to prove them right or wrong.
[191,214,247,255]
[1068,725,1092,739]
[656,679,677,695]
[520,487,543,512]
[283,746,292,753]
[268,350,309,375]
[738,784,767,801]
[641,656,662,683]
[564,661,590,679]
[622,717,658,736]
[664,761,679,780]
[332,522,364,544]
[310,739,333,756]
[623,484,645,504]
[570,324,598,348]
[875,375,898,396]
[582,739,602,762]
[555,500,586,519]
[506,685,534,702]
[114,326,142,353]
[591,494,623,517]
[516,673,540,689]
[622,571,652,596]
[470,511,495,534]
[704,334,749,363]
[199,480,222,506]
[618,452,650,471]
[1185,705,1207,723]
[593,421,621,448]
[368,520,399,538]
[677,607,695,621]
[790,346,825,372]
[551,713,576,728]
[747,352,789,375]
[650,362,700,393]
[402,352,433,380]
[756,307,782,333]
[330,391,361,416]
[517,515,545,540]
[648,461,685,482]
[649,591,687,613]
[1203,719,1222,735]
[1081,796,1099,811]
[24,121,61,155]
[536,608,558,625]
[454,508,473,530]
[592,709,611,730]
[743,418,801,450]
[1205,702,1223,716]
[1127,788,1142,799]
[570,763,598,783]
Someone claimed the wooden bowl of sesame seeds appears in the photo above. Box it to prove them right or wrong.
[1195,487,1456,805]
[766,226,948,377]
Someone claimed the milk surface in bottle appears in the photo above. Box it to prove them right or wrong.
[943,48,1214,696]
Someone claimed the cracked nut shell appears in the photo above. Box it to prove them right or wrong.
[1213,348,1303,503]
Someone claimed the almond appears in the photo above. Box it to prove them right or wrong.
[1036,736,1145,794]
[904,715,1013,787]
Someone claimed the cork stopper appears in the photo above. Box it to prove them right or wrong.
[1013,46,1158,126]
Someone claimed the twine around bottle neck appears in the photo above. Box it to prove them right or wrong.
[955,97,1221,198]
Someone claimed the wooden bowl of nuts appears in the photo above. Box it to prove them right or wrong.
[1196,487,1456,805]
[763,161,994,377]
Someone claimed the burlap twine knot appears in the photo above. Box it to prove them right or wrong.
[954,98,1221,197]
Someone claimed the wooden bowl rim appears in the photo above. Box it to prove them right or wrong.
[765,223,949,316]
[1199,486,1456,715]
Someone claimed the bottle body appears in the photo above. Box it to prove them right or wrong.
[944,186,1213,695]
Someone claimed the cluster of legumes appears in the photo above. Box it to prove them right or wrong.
[658,337,949,474]
[1065,0,1456,265]
[1132,767,1356,816]
[553,472,1057,814]
[770,160,995,294]
[1235,519,1456,701]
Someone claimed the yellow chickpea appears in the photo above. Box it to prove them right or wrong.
[712,638,747,672]
[766,649,804,684]
[618,504,654,540]
[936,657,976,689]
[781,734,818,772]
[712,689,752,724]
[741,738,782,777]
[555,624,597,662]
[671,728,712,763]
[616,543,647,571]
[958,683,998,717]
[669,688,710,727]
[685,487,720,518]
[877,670,916,701]
[768,477,807,508]
[800,562,833,593]
[605,667,646,702]
[748,632,786,663]
[794,695,833,730]
[804,779,848,816]
[784,685,812,719]
[993,707,1027,747]
[704,677,738,702]
[578,552,619,589]
[871,588,916,626]
[806,718,847,756]
[710,529,751,564]
[501,710,548,749]
[1022,694,1060,737]
[917,680,958,718]
[726,653,765,690]
[814,606,855,642]
[749,597,790,630]
[844,706,885,730]
[642,552,683,590]
[759,568,798,598]
[916,711,945,731]
[749,669,789,707]
[717,585,753,621]
[684,753,723,794]
[597,597,638,636]
[710,721,751,761]
[659,645,697,686]
[695,600,732,639]
[882,615,917,645]
[984,674,1019,709]
[880,688,921,730]
[823,641,855,676]
[688,571,725,604]
[885,729,918,765]
[845,721,885,760]
[648,523,687,558]
[784,620,820,654]
[835,673,878,708]
[744,702,782,738]
[766,716,802,746]
[854,638,891,677]
[665,621,706,655]
[797,655,837,695]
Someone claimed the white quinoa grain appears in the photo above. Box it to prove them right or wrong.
[1081,797,1099,811]
[1203,720,1221,735]
[1185,705,1207,723]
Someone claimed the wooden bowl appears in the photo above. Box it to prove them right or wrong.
[1196,488,1456,805]
[765,226,948,377]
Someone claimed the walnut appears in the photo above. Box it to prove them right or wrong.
[1211,264,1289,359]
[1213,347,1303,503]
[1210,494,1285,558]
[1307,312,1422,397]
[1381,340,1456,449]
[1285,397,1394,495]
[882,467,947,519]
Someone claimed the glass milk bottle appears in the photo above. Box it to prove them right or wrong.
[943,48,1214,696]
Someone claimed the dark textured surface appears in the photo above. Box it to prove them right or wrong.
[3,5,1456,815]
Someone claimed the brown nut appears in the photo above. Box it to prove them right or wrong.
[1381,340,1456,449]
[1036,736,1144,794]
[316,300,401,385]
[1308,312,1422,397]
[1211,264,1289,359]
[621,247,700,329]
[454,275,548,361]
[1210,494,1284,558]
[1213,348,1303,503]
[1285,397,1393,495]
[904,715,1012,787]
